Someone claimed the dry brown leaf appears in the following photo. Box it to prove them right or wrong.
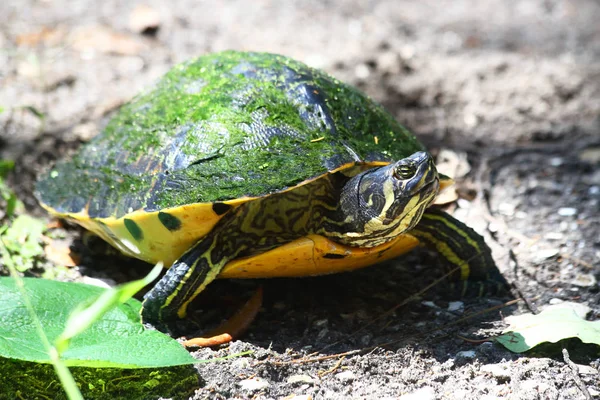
[16,26,66,47]
[43,238,79,267]
[70,25,146,56]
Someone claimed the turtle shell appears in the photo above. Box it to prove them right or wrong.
[35,51,426,265]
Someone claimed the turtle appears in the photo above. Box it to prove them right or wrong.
[35,51,503,333]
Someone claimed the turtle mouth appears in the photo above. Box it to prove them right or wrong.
[417,178,440,201]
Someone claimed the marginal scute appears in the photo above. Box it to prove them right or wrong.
[124,218,144,241]
[158,211,182,231]
[322,253,347,259]
[212,202,232,216]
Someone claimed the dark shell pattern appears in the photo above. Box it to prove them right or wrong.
[36,51,425,219]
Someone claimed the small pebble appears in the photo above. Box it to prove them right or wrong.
[588,388,600,397]
[238,377,270,392]
[572,273,597,288]
[336,370,356,382]
[456,198,471,209]
[230,358,250,370]
[377,51,401,74]
[360,334,373,346]
[287,374,316,385]
[287,395,313,400]
[579,147,600,163]
[488,222,500,233]
[354,63,370,79]
[498,202,516,216]
[520,379,539,391]
[549,157,563,166]
[455,350,476,359]
[589,186,599,195]
[399,386,436,400]
[515,211,528,219]
[544,232,564,240]
[447,301,464,312]
[557,207,577,217]
[535,248,560,261]
[577,364,598,375]
[316,328,329,341]
[480,363,511,380]
[421,301,438,309]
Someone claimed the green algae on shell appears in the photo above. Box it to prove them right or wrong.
[35,51,425,219]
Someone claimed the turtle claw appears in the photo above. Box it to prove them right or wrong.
[182,286,263,348]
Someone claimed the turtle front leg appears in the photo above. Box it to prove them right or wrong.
[410,207,508,296]
[141,229,237,332]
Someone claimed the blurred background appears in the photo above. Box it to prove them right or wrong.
[2,0,599,162]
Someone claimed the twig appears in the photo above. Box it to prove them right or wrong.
[267,350,361,366]
[317,355,346,377]
[508,249,538,314]
[562,348,592,400]
[559,253,596,270]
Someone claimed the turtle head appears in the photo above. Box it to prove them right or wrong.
[336,151,439,247]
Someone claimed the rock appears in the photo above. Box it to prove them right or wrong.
[579,147,600,164]
[480,363,511,381]
[498,202,516,216]
[571,273,597,288]
[287,374,316,385]
[399,386,436,400]
[577,364,598,375]
[354,63,370,79]
[421,301,439,309]
[436,149,471,179]
[335,370,356,382]
[313,319,328,327]
[448,301,464,313]
[376,51,402,75]
[230,357,251,370]
[284,395,313,400]
[238,377,270,392]
[544,232,564,240]
[549,157,563,166]
[455,350,476,359]
[557,207,577,217]
[534,248,559,262]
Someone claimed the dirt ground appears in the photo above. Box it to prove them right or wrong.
[1,1,600,399]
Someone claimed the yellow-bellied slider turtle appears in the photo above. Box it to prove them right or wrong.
[35,51,501,332]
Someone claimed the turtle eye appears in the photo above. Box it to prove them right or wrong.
[394,164,416,180]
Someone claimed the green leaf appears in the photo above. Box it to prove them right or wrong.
[0,160,21,219]
[23,105,45,120]
[0,159,14,178]
[495,305,600,353]
[0,215,45,271]
[0,277,197,368]
[56,262,163,352]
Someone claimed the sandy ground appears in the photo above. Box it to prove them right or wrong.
[1,0,599,399]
